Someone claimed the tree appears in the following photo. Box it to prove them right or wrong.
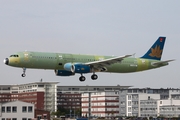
[51,110,62,118]
[75,108,81,117]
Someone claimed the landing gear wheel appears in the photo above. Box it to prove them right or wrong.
[79,76,86,82]
[21,74,26,77]
[91,74,98,80]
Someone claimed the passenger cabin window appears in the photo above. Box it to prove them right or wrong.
[10,55,19,57]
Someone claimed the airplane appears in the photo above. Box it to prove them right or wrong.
[4,37,174,82]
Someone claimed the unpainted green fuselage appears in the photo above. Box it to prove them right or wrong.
[7,51,168,74]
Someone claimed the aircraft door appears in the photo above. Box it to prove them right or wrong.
[23,52,35,67]
[23,52,30,63]
[56,54,64,69]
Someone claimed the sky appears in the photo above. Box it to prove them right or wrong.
[0,0,179,88]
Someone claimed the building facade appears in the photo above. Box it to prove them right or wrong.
[0,82,130,115]
[119,88,180,117]
[0,81,58,112]
[35,109,50,120]
[82,91,119,117]
[0,100,34,120]
[57,85,130,117]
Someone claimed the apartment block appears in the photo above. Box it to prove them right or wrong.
[57,85,130,117]
[81,91,120,117]
[119,88,180,117]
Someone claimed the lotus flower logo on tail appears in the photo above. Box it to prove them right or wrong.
[149,45,162,58]
[141,37,166,60]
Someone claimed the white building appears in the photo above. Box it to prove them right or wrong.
[140,99,159,117]
[82,91,119,117]
[119,90,160,117]
[0,100,34,120]
[119,88,180,117]
[159,99,180,117]
[140,99,180,117]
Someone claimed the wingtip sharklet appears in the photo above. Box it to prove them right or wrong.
[125,53,135,58]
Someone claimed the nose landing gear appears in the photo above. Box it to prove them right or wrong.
[21,68,26,77]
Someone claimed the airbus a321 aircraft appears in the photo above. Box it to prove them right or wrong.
[4,37,174,82]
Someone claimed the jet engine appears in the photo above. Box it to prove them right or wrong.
[64,63,91,73]
[55,70,75,76]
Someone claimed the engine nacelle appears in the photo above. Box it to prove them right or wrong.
[64,63,91,73]
[55,70,75,76]
[64,63,75,72]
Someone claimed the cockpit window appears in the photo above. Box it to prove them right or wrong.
[10,55,19,57]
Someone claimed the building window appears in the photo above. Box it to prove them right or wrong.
[6,106,11,112]
[28,106,33,112]
[128,89,132,93]
[128,95,131,100]
[12,118,17,120]
[22,106,27,112]
[44,115,47,119]
[128,113,132,116]
[37,116,42,119]
[38,85,44,87]
[2,118,5,120]
[2,107,5,112]
[128,107,132,112]
[12,106,17,112]
[133,89,137,93]
[22,118,27,120]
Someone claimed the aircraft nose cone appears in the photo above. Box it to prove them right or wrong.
[4,58,9,65]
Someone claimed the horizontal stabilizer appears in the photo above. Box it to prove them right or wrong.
[152,59,175,66]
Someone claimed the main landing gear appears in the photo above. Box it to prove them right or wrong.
[79,73,98,82]
[21,68,26,77]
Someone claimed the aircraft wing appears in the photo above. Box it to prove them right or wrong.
[152,59,175,66]
[85,55,132,71]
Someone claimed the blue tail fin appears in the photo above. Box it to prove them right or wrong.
[141,37,166,60]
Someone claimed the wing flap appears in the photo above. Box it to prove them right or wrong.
[85,54,132,71]
[85,55,132,66]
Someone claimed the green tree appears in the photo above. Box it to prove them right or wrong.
[149,116,153,120]
[75,108,81,117]
[52,110,66,118]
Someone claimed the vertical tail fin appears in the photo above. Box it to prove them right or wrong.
[141,37,166,60]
